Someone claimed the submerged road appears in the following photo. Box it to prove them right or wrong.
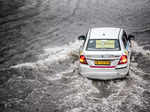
[0,0,150,112]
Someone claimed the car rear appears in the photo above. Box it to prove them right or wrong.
[79,51,129,80]
[79,28,129,80]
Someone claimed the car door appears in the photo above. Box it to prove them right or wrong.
[79,33,88,55]
[122,32,131,64]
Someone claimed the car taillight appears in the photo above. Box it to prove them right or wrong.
[80,55,88,64]
[118,55,128,65]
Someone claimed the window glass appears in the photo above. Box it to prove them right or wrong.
[86,39,120,51]
[123,31,128,40]
[122,35,127,48]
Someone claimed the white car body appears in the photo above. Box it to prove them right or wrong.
[79,27,132,80]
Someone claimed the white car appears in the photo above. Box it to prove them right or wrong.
[78,27,135,80]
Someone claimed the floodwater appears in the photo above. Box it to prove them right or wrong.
[0,0,150,112]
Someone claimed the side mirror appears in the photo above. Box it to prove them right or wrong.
[78,35,86,41]
[128,34,135,41]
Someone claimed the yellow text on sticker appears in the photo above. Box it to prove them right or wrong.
[96,40,115,48]
[124,50,128,56]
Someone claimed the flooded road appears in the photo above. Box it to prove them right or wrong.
[0,0,150,112]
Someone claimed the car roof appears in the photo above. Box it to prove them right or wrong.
[89,27,122,39]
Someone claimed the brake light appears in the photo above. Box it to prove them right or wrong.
[80,55,88,64]
[118,55,127,65]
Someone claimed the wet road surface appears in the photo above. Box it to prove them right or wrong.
[0,0,150,112]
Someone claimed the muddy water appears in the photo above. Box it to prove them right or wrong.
[0,0,150,112]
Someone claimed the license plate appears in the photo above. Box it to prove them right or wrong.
[94,60,110,65]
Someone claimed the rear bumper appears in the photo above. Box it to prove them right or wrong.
[79,64,129,80]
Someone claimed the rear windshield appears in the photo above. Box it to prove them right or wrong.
[86,39,120,51]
